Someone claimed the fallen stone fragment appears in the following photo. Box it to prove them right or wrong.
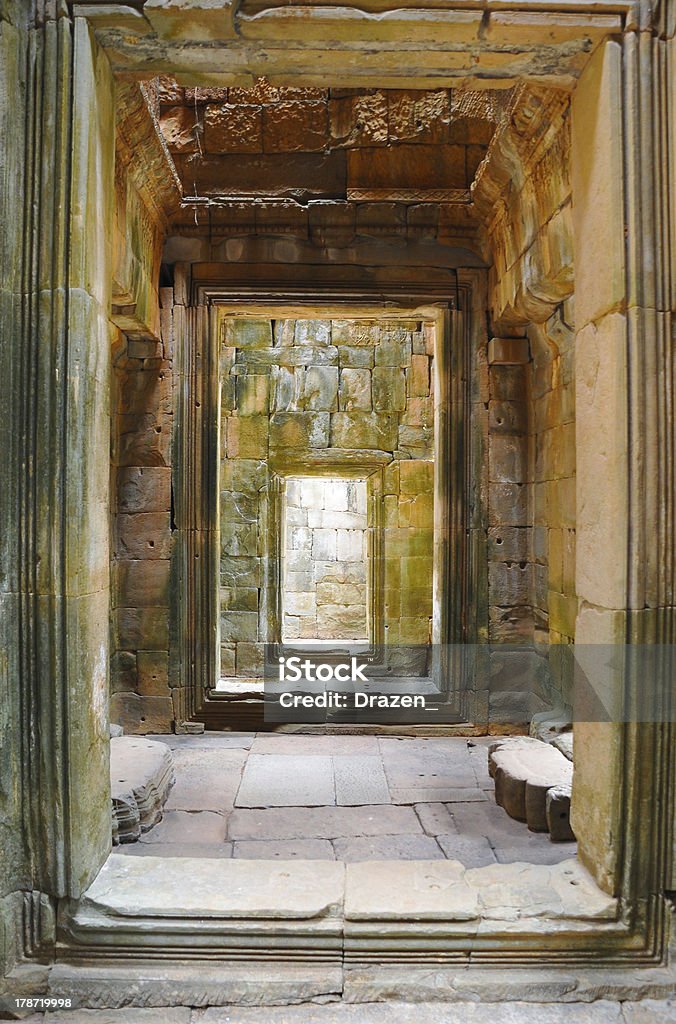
[110,737,175,844]
[546,783,575,842]
[490,739,573,833]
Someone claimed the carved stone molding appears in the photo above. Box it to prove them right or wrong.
[472,84,573,327]
[115,80,182,231]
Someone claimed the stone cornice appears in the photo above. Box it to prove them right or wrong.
[74,3,625,88]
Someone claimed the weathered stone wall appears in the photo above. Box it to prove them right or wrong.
[108,85,181,735]
[283,478,368,642]
[473,85,576,727]
[220,317,435,678]
[110,297,175,735]
[529,309,576,648]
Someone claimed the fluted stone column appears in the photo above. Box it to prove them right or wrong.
[0,3,115,973]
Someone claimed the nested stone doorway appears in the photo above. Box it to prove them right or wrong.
[217,312,441,686]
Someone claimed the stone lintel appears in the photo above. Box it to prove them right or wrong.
[144,0,239,42]
[81,5,624,86]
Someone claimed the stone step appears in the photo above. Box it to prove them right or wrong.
[110,737,175,844]
[488,738,573,837]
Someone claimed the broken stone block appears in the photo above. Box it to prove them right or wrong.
[491,738,573,832]
[159,104,199,153]
[546,783,575,842]
[398,423,433,457]
[388,89,450,144]
[552,731,574,761]
[329,92,388,148]
[110,737,174,844]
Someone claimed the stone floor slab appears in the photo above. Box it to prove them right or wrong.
[333,834,444,861]
[251,735,379,756]
[118,842,233,858]
[621,1001,676,1023]
[26,1002,675,1023]
[166,764,244,813]
[333,755,390,805]
[414,802,458,835]
[192,1001,631,1023]
[390,787,487,804]
[383,766,479,790]
[236,754,336,807]
[493,843,577,865]
[450,801,552,843]
[44,1010,192,1023]
[228,805,423,840]
[233,839,335,859]
[436,834,497,867]
[147,732,254,749]
[138,810,227,845]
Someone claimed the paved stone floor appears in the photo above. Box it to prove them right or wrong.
[19,999,676,1022]
[116,733,577,865]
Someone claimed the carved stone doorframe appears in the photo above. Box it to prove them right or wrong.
[172,281,483,729]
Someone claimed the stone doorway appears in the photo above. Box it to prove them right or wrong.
[282,477,369,643]
[4,1,674,999]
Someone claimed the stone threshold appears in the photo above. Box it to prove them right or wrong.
[56,853,625,964]
[8,959,676,1012]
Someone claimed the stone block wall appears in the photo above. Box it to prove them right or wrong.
[529,308,576,647]
[283,478,368,641]
[220,317,435,679]
[473,86,577,725]
[110,290,175,733]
